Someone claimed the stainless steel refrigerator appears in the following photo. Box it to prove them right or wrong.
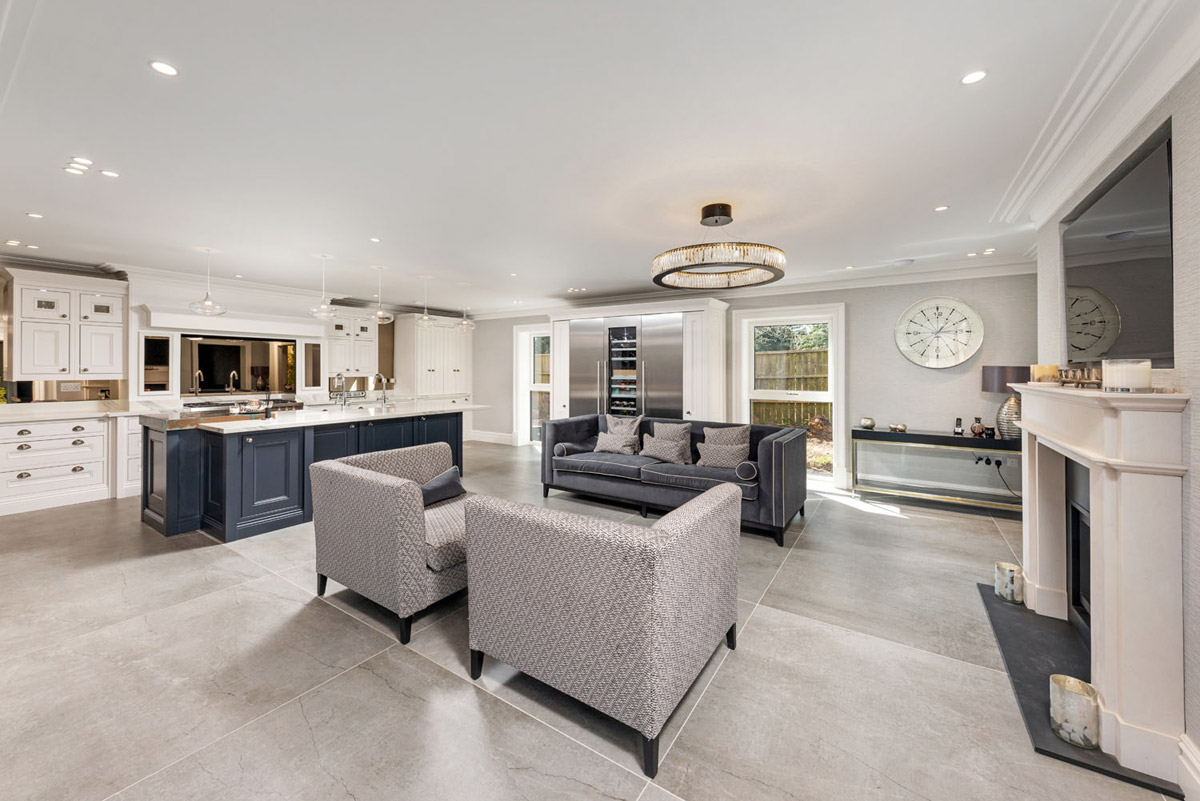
[568,313,684,419]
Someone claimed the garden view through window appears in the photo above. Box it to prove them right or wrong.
[530,334,551,441]
[750,322,833,472]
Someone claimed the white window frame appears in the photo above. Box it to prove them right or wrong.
[732,303,849,488]
[513,323,552,446]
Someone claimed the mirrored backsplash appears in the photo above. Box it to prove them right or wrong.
[1,379,126,403]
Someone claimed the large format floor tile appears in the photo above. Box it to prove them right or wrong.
[0,496,266,660]
[407,599,755,774]
[1,573,391,801]
[222,518,317,572]
[110,645,647,801]
[760,495,1012,669]
[655,605,1159,801]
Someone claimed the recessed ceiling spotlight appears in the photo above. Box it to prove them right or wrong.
[26,212,43,219]
[513,300,523,304]
[967,252,978,257]
[510,273,518,277]
[25,244,38,249]
[234,274,244,279]
[983,248,996,254]
[149,61,179,77]
[961,70,988,85]
[5,240,20,246]
[933,206,949,212]
[64,167,84,175]
[72,157,93,165]
[893,258,915,266]
[369,237,381,243]
[845,265,854,270]
[99,170,120,178]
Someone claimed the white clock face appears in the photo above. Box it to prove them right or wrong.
[1066,285,1121,361]
[894,297,985,369]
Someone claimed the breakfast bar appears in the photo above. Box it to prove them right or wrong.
[140,401,484,541]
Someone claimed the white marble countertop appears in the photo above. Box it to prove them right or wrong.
[0,400,180,422]
[195,401,487,434]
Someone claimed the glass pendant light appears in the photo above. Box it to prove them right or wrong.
[458,307,475,331]
[417,277,435,328]
[308,254,337,320]
[370,265,394,325]
[189,248,227,316]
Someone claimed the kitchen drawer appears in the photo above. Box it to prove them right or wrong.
[0,418,106,442]
[1,435,105,470]
[20,287,72,320]
[0,461,105,500]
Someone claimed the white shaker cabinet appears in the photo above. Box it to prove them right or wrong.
[394,314,472,399]
[79,324,125,377]
[19,321,71,376]
[324,314,378,375]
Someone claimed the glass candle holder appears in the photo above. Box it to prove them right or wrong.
[1102,359,1152,393]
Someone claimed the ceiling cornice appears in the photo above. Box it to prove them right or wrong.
[995,0,1200,228]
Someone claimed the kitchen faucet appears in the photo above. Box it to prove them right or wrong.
[193,369,204,396]
[332,372,348,409]
[373,372,388,405]
[227,370,239,393]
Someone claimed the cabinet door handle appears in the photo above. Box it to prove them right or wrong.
[60,313,68,318]
[83,315,89,320]
[245,437,253,443]
[16,444,30,450]
[367,422,374,427]
[17,429,31,436]
[72,426,85,432]
[17,472,30,479]
[82,368,89,373]
[60,368,68,372]
[349,424,356,429]
[72,439,84,446]
[72,466,84,472]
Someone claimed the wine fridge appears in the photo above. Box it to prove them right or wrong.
[567,313,683,419]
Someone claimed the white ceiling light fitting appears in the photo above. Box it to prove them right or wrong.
[652,203,786,290]
[72,157,93,165]
[458,307,475,332]
[149,61,179,77]
[933,205,949,212]
[961,70,988,85]
[99,170,119,178]
[308,254,337,320]
[189,248,227,316]
[63,167,84,175]
[369,265,394,325]
[26,212,43,219]
[417,277,435,328]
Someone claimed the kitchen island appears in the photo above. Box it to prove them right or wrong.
[140,400,485,541]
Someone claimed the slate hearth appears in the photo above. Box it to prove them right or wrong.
[978,584,1183,798]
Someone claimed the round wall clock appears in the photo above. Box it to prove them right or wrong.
[1066,285,1121,360]
[894,296,985,369]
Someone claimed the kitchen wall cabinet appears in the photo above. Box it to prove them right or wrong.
[79,324,124,377]
[393,314,472,399]
[322,314,378,376]
[19,322,71,376]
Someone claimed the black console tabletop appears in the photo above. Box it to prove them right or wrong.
[852,427,1020,451]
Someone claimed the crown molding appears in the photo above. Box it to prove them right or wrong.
[993,0,1177,225]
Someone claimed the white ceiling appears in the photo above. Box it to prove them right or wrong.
[0,0,1191,314]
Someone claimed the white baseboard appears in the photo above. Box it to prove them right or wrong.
[465,429,514,446]
[1179,734,1200,798]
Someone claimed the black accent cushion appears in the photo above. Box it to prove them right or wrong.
[735,461,759,481]
[553,452,662,481]
[420,466,466,506]
[639,463,759,501]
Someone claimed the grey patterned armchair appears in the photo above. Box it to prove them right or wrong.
[309,443,469,644]
[464,483,742,778]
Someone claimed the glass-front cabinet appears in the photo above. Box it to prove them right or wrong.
[606,319,639,417]
[139,333,174,395]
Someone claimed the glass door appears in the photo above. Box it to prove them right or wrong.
[529,334,551,441]
[748,320,834,474]
[606,318,640,417]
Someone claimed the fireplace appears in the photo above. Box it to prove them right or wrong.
[1066,459,1090,644]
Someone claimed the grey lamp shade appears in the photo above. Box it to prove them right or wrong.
[981,365,1031,393]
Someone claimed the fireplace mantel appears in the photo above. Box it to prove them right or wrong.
[1013,383,1190,783]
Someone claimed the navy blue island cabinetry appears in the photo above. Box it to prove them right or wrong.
[141,410,464,542]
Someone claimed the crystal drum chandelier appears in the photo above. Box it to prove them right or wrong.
[652,203,785,289]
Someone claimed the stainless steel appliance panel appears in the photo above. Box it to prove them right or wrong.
[568,318,605,416]
[640,313,684,419]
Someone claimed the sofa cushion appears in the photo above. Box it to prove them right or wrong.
[640,463,759,501]
[553,451,661,480]
[420,466,465,506]
[424,494,471,571]
[640,433,690,464]
[595,430,639,455]
[697,441,750,468]
[553,439,596,457]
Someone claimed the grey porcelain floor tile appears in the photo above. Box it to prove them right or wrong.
[408,600,755,774]
[2,573,391,801]
[277,564,468,641]
[222,519,317,572]
[992,514,1024,564]
[640,783,687,801]
[655,605,1159,801]
[761,497,1012,669]
[110,645,647,801]
[0,497,267,660]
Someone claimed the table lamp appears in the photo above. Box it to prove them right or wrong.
[982,365,1031,440]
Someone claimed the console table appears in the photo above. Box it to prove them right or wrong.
[851,428,1021,511]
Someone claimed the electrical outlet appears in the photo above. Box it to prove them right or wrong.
[61,382,82,392]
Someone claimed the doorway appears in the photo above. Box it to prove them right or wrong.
[514,324,552,446]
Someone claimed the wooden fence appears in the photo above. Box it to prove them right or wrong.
[751,401,832,430]
[754,349,828,391]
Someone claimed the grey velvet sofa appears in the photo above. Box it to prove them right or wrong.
[541,414,807,546]
[464,483,742,777]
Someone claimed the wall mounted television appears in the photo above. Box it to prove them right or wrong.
[1061,122,1173,367]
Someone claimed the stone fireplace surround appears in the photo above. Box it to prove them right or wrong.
[1016,382,1190,784]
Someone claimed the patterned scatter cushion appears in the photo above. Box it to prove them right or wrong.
[697,441,750,468]
[640,433,690,465]
[703,425,750,446]
[605,414,642,435]
[595,430,639,455]
[420,466,466,506]
[653,421,693,463]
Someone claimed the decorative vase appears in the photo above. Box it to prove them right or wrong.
[1049,674,1100,749]
[860,417,876,430]
[996,394,1022,439]
[970,417,985,437]
[994,561,1023,604]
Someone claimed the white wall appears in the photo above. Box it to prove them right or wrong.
[469,314,550,436]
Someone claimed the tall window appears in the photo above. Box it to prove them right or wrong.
[749,320,834,473]
[530,334,551,441]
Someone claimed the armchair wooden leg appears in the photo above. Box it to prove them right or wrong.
[469,648,484,680]
[397,614,413,645]
[641,733,660,778]
[726,623,737,650]
[773,527,785,547]
[316,573,328,596]
[543,484,549,498]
